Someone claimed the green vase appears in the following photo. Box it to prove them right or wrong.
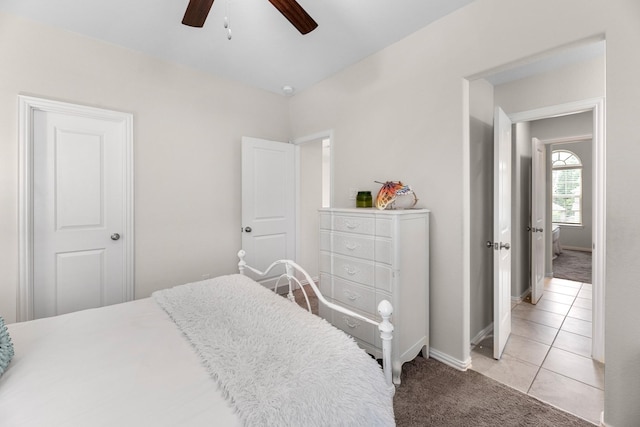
[356,191,372,208]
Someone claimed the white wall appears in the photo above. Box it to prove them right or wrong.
[0,12,290,323]
[290,1,640,423]
[494,56,605,114]
[530,110,594,140]
[469,79,494,342]
[297,140,323,278]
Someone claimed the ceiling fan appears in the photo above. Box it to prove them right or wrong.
[182,0,318,34]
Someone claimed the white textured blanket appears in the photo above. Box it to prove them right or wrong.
[153,274,395,426]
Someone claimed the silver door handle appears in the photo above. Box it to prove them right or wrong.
[486,241,510,250]
[111,233,121,241]
[244,226,252,233]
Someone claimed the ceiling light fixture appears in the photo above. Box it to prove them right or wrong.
[282,85,295,96]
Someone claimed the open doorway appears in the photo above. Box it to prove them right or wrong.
[509,100,605,363]
[466,39,605,423]
[294,131,332,281]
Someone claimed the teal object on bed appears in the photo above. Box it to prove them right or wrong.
[0,316,14,377]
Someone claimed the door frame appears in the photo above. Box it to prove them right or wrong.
[18,95,135,322]
[530,137,546,304]
[292,130,334,265]
[509,97,605,362]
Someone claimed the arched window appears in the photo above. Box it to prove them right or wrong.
[551,149,582,225]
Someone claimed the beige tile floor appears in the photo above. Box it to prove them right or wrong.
[471,277,604,425]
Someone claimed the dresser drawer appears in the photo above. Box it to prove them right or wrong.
[326,275,376,314]
[322,253,392,292]
[333,215,375,235]
[322,230,389,264]
[318,302,376,346]
[332,233,375,260]
[332,311,376,345]
[319,251,328,274]
[374,238,392,264]
[332,255,375,287]
[318,273,332,296]
[375,217,393,237]
[319,213,332,230]
[374,264,393,293]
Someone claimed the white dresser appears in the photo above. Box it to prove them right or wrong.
[318,208,429,384]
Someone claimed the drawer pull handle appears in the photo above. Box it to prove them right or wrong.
[344,221,359,230]
[343,265,359,276]
[343,289,360,301]
[343,316,360,329]
[344,242,359,251]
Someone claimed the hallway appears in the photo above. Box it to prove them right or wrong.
[470,277,603,425]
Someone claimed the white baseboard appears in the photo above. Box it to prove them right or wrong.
[600,411,608,426]
[511,287,531,303]
[291,275,319,289]
[560,245,592,252]
[429,347,471,371]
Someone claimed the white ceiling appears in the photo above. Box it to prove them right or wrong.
[0,0,477,95]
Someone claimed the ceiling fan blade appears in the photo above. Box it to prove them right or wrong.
[268,0,318,34]
[182,0,215,28]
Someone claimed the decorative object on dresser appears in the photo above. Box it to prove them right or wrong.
[374,181,418,210]
[356,191,373,208]
[319,207,429,384]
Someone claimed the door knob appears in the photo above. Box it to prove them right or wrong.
[111,233,121,241]
[244,226,252,233]
[487,241,510,250]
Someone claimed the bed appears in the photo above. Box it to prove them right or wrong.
[0,251,395,426]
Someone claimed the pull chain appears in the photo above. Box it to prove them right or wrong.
[224,0,232,40]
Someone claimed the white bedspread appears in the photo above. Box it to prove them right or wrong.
[153,274,395,426]
[0,298,240,427]
[0,274,394,426]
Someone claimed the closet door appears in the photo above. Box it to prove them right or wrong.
[241,137,295,289]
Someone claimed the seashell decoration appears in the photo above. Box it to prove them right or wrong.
[375,181,418,210]
[393,184,418,209]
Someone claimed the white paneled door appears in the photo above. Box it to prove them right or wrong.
[241,137,295,289]
[493,107,512,360]
[27,99,133,320]
[531,137,546,304]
